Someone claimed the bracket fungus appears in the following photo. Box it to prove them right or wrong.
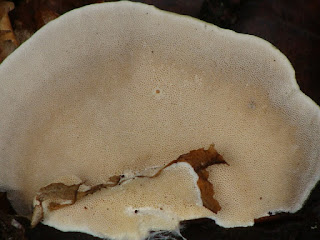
[0,1,320,239]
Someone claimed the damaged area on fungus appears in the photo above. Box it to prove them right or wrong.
[31,174,121,228]
[155,144,227,213]
[31,145,227,239]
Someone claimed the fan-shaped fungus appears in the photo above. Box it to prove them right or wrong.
[0,1,319,239]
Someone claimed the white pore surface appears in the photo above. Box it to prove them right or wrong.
[42,163,210,240]
[0,0,320,231]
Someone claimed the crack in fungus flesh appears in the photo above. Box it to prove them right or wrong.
[31,144,227,228]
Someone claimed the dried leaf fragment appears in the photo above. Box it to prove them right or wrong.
[0,1,18,62]
[174,144,228,171]
[155,144,228,213]
[31,183,81,227]
[36,183,81,204]
[34,7,60,29]
[197,169,221,213]
[173,144,227,213]
[31,178,121,228]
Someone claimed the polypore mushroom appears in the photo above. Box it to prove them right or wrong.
[0,0,319,238]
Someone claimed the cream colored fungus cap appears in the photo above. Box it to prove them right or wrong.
[0,0,320,229]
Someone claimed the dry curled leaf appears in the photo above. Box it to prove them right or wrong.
[170,144,227,213]
[31,178,122,228]
[0,1,18,62]
[34,7,60,29]
[153,144,227,213]
[31,183,82,227]
[197,169,221,213]
[174,144,228,171]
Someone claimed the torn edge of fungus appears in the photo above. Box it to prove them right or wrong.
[31,175,121,227]
[164,144,228,213]
[31,144,228,227]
